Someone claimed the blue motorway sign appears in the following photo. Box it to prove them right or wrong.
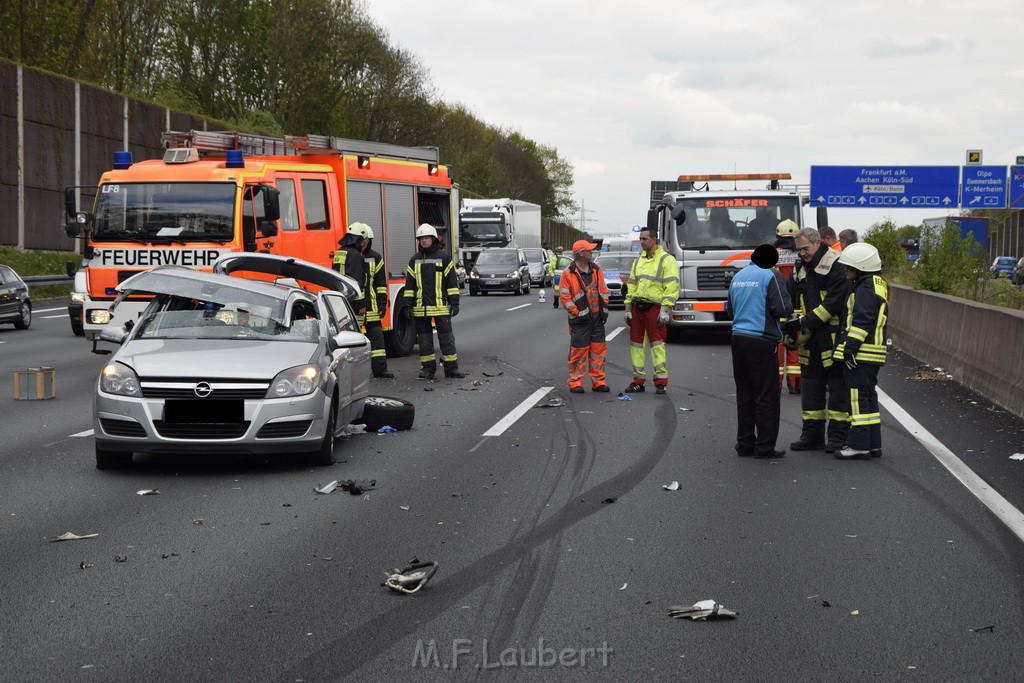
[810,166,960,208]
[1009,166,1024,208]
[961,166,1007,208]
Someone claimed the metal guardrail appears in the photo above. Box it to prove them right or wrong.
[22,275,73,287]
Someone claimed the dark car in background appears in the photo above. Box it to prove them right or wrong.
[1011,257,1024,286]
[0,264,32,329]
[522,247,551,288]
[468,248,531,295]
[990,256,1017,278]
[596,252,638,308]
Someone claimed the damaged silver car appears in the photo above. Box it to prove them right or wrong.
[93,254,371,469]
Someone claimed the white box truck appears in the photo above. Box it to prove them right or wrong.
[459,198,542,267]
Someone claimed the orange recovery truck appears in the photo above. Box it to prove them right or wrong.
[63,130,459,355]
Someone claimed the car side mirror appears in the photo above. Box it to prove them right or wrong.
[98,324,130,345]
[329,330,369,352]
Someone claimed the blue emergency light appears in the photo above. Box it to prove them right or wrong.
[113,151,133,169]
[225,150,245,168]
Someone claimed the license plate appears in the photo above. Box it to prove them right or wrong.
[164,399,243,423]
[485,280,500,285]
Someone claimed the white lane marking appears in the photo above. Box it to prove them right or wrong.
[606,326,625,341]
[878,387,1024,544]
[482,387,554,437]
[70,429,94,437]
[40,314,65,319]
[506,303,531,311]
[34,307,66,313]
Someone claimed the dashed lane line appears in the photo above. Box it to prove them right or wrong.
[878,387,1024,544]
[606,325,625,341]
[70,429,94,437]
[506,303,531,311]
[33,306,65,314]
[480,386,554,439]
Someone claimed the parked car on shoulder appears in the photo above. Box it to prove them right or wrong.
[1011,257,1024,286]
[92,254,372,469]
[468,247,531,296]
[596,252,638,308]
[522,247,551,288]
[990,256,1016,278]
[0,264,32,329]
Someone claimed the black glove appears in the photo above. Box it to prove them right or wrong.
[784,318,803,336]
[844,348,858,370]
[600,311,608,325]
[377,295,388,312]
[450,304,459,317]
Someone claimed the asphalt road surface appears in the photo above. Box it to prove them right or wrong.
[2,293,1023,681]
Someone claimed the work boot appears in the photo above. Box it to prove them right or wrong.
[870,449,883,458]
[570,386,585,394]
[755,449,786,459]
[445,368,466,379]
[790,435,825,451]
[417,368,435,380]
[552,299,559,309]
[592,384,610,393]
[624,382,645,393]
[836,446,872,460]
[374,370,395,379]
[655,385,667,395]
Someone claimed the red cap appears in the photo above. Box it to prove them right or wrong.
[572,239,598,253]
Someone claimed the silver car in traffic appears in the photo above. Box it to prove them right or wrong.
[93,254,371,469]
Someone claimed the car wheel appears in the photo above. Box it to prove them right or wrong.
[469,286,478,297]
[514,280,522,296]
[309,401,336,466]
[95,445,132,470]
[360,395,415,431]
[524,279,530,294]
[14,301,31,330]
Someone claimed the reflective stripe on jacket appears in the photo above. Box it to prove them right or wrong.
[404,246,460,318]
[363,250,388,322]
[834,274,888,365]
[624,246,678,308]
[559,262,609,320]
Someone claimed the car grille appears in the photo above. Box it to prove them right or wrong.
[697,267,740,291]
[256,420,313,439]
[99,418,147,438]
[153,421,251,439]
[140,378,269,399]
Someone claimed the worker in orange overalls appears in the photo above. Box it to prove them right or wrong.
[559,239,610,393]
[774,220,801,394]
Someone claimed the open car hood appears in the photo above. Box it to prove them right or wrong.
[212,253,361,299]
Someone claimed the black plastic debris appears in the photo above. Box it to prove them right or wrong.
[602,497,617,504]
[971,625,995,633]
[340,479,377,495]
[668,600,738,620]
[383,560,439,594]
[535,397,565,409]
[482,371,503,377]
[114,556,127,563]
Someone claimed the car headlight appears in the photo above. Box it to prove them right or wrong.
[70,291,86,303]
[507,271,518,278]
[267,365,320,398]
[100,362,141,397]
[469,272,480,279]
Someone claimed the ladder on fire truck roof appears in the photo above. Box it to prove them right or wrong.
[160,130,440,163]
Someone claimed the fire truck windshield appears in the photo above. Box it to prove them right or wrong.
[92,183,236,243]
[460,216,508,244]
[673,197,801,250]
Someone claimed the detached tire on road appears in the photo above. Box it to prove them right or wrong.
[360,395,415,432]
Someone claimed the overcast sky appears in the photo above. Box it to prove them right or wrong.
[363,0,1022,237]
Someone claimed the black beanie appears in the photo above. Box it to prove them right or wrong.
[751,244,778,269]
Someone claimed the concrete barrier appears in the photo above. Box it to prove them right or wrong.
[889,284,1024,419]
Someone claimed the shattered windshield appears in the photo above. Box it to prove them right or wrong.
[673,197,801,250]
[93,182,236,243]
[134,291,319,342]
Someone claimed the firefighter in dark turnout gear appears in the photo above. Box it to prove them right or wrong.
[349,222,393,378]
[785,227,852,452]
[832,243,888,460]
[404,224,464,380]
[333,229,367,315]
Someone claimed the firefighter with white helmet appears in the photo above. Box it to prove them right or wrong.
[333,224,367,315]
[349,222,393,378]
[774,219,802,394]
[405,223,464,379]
[832,242,887,460]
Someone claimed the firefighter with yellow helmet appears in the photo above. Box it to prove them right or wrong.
[404,224,464,379]
[832,242,888,460]
[348,222,393,378]
[774,219,801,394]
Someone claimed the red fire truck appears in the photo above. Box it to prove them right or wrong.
[64,130,458,355]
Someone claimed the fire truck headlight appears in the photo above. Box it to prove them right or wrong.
[89,309,112,325]
[70,291,86,303]
[679,303,694,312]
[268,365,320,398]
[100,362,141,397]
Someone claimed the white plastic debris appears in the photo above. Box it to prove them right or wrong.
[136,489,160,496]
[48,532,98,542]
[619,583,628,591]
[663,481,680,491]
[314,480,340,494]
[342,424,367,436]
[668,599,738,620]
[1009,453,1024,461]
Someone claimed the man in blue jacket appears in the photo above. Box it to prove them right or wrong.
[727,244,793,459]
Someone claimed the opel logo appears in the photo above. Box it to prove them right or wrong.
[194,381,213,398]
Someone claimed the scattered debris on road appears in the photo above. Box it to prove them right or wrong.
[617,394,632,401]
[679,407,694,412]
[341,424,367,436]
[314,480,340,494]
[482,371,503,377]
[377,426,397,433]
[340,479,376,495]
[663,481,680,491]
[399,505,410,511]
[1010,453,1024,461]
[668,600,737,620]
[619,583,628,591]
[535,397,564,409]
[602,497,617,504]
[136,489,160,496]
[114,556,127,563]
[79,561,94,569]
[383,560,439,594]
[48,532,98,542]
[971,625,995,633]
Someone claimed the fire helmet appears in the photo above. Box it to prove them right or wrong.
[776,219,799,237]
[554,246,564,253]
[837,242,882,273]
[347,222,372,239]
[416,223,438,239]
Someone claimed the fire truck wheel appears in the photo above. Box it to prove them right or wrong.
[360,395,415,432]
[70,316,85,336]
